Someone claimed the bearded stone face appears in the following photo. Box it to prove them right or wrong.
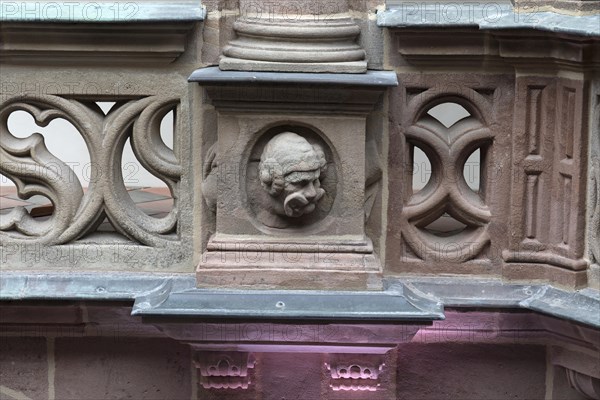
[258,132,327,220]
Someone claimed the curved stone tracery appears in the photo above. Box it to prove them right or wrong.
[0,94,180,246]
[402,100,493,262]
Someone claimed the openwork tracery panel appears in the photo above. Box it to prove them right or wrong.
[0,94,188,270]
[402,97,492,262]
[386,74,513,275]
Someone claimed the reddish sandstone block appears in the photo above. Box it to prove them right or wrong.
[396,343,546,400]
[0,337,48,400]
[54,337,191,400]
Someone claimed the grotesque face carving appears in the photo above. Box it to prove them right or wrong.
[258,132,327,220]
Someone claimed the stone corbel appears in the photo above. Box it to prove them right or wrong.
[566,369,600,400]
[193,351,256,390]
[325,354,386,391]
[551,346,600,400]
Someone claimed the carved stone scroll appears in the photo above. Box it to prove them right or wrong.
[0,94,180,247]
[0,94,187,272]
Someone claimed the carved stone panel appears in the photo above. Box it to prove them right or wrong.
[1,93,191,271]
[193,71,396,290]
[250,130,330,229]
[199,116,380,290]
[503,76,590,288]
[386,73,514,277]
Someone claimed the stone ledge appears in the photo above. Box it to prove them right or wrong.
[188,66,399,87]
[1,272,599,327]
[378,2,600,37]
[0,1,205,22]
[131,281,445,321]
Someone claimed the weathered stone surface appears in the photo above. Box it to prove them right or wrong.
[0,337,48,400]
[54,338,191,400]
[1,3,600,400]
[257,352,324,400]
[396,343,546,399]
[588,78,600,290]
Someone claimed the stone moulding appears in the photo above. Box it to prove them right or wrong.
[0,22,198,65]
[0,1,206,23]
[551,347,600,399]
[0,0,205,65]
[218,0,367,73]
[378,2,600,37]
[220,17,367,73]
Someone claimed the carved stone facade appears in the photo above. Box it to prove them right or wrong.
[383,27,598,289]
[0,0,599,399]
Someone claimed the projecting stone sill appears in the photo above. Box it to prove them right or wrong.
[378,2,600,37]
[131,281,445,321]
[2,273,599,327]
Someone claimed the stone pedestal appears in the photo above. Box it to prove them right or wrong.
[191,68,397,290]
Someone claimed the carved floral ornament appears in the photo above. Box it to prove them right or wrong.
[0,94,180,246]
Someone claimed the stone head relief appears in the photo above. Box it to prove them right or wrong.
[257,132,327,228]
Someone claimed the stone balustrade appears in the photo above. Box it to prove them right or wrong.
[0,0,599,398]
